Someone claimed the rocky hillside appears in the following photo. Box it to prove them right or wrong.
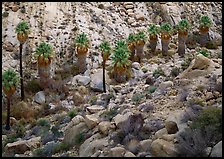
[2,2,222,157]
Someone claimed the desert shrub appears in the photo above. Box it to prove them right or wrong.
[153,67,165,78]
[25,79,43,94]
[197,50,209,57]
[189,98,206,107]
[15,123,26,138]
[89,95,97,105]
[146,86,157,94]
[181,57,192,70]
[74,132,85,145]
[52,142,70,154]
[170,67,180,77]
[132,93,145,104]
[33,142,58,157]
[68,110,77,119]
[100,107,118,121]
[37,118,50,127]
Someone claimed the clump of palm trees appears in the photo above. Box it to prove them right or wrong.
[15,21,30,100]
[75,32,90,74]
[2,69,20,130]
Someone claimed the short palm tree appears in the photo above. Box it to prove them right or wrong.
[99,41,111,92]
[135,31,146,63]
[15,21,30,100]
[35,42,53,88]
[127,33,137,61]
[75,32,90,74]
[2,69,20,130]
[176,19,191,57]
[160,23,173,56]
[147,23,160,53]
[199,15,212,47]
[111,40,131,83]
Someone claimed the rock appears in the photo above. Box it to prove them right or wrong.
[79,133,108,157]
[2,11,9,17]
[140,139,152,152]
[125,4,134,9]
[126,139,140,154]
[136,13,145,21]
[11,101,34,120]
[159,81,173,89]
[113,112,133,128]
[85,114,99,129]
[72,75,90,86]
[161,134,176,142]
[138,102,154,112]
[109,146,126,157]
[210,141,222,157]
[10,117,17,126]
[132,62,141,70]
[11,5,19,12]
[165,121,179,134]
[98,121,111,135]
[90,69,110,92]
[5,137,41,155]
[33,91,45,104]
[124,151,136,157]
[155,128,168,139]
[72,91,85,105]
[145,76,155,85]
[127,18,135,25]
[209,30,222,46]
[86,105,105,114]
[151,139,178,157]
[63,122,88,146]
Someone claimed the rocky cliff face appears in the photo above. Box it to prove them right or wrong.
[2,2,222,157]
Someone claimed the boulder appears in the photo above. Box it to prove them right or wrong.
[85,114,99,129]
[98,121,112,135]
[72,75,90,86]
[109,146,126,157]
[33,91,45,104]
[86,105,105,114]
[210,141,222,157]
[124,151,136,157]
[165,121,179,134]
[155,128,168,139]
[140,139,152,152]
[90,69,110,92]
[113,112,133,128]
[5,137,41,155]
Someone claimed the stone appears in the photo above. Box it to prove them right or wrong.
[125,4,134,9]
[72,91,85,105]
[155,128,168,139]
[79,133,108,157]
[86,105,105,114]
[33,91,45,104]
[126,139,140,154]
[10,117,17,126]
[209,30,222,46]
[151,139,178,157]
[90,69,110,92]
[132,62,141,70]
[124,151,136,157]
[11,5,19,12]
[85,114,99,129]
[98,121,111,135]
[5,137,41,155]
[136,13,145,21]
[63,122,88,146]
[72,75,90,86]
[159,81,173,89]
[127,18,135,25]
[110,146,126,157]
[113,112,133,128]
[165,121,179,134]
[140,139,152,152]
[210,141,222,157]
[161,134,176,142]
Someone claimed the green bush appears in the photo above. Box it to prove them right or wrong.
[146,86,157,94]
[52,142,70,154]
[100,107,118,121]
[37,118,50,127]
[197,50,209,57]
[170,67,180,77]
[25,79,43,94]
[132,93,145,104]
[74,132,85,145]
[153,67,165,78]
[15,123,26,138]
[68,110,77,119]
[181,57,193,70]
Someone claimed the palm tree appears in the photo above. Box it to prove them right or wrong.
[176,19,191,57]
[111,40,131,83]
[127,33,137,61]
[99,41,111,92]
[199,15,212,47]
[35,42,53,88]
[147,23,160,53]
[15,21,30,100]
[75,32,90,74]
[135,31,146,63]
[2,69,20,130]
[160,23,173,56]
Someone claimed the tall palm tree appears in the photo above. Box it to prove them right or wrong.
[2,69,20,130]
[75,32,90,74]
[99,41,111,92]
[35,42,53,88]
[135,31,146,63]
[147,23,160,53]
[160,23,173,56]
[15,21,30,100]
[127,33,137,61]
[111,40,131,83]
[176,19,191,57]
[199,15,212,47]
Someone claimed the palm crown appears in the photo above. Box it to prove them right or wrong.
[135,31,146,42]
[75,32,90,48]
[176,19,191,32]
[160,23,173,35]
[15,21,30,35]
[112,40,130,68]
[127,33,137,43]
[147,24,160,36]
[2,69,20,91]
[99,41,111,54]
[199,15,212,28]
[35,42,53,59]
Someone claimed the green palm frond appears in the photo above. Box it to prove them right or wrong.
[160,23,173,34]
[127,33,137,43]
[35,42,53,58]
[199,15,212,28]
[147,24,160,36]
[75,32,90,48]
[176,19,191,32]
[135,31,146,41]
[2,69,20,91]
[15,21,30,35]
[99,41,111,54]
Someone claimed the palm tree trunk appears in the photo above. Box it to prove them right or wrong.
[136,45,144,63]
[162,39,171,56]
[38,64,51,89]
[130,49,135,61]
[19,44,24,100]
[77,54,87,74]
[177,35,188,57]
[150,40,157,53]
[103,62,106,93]
[5,97,10,130]
[200,31,209,47]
